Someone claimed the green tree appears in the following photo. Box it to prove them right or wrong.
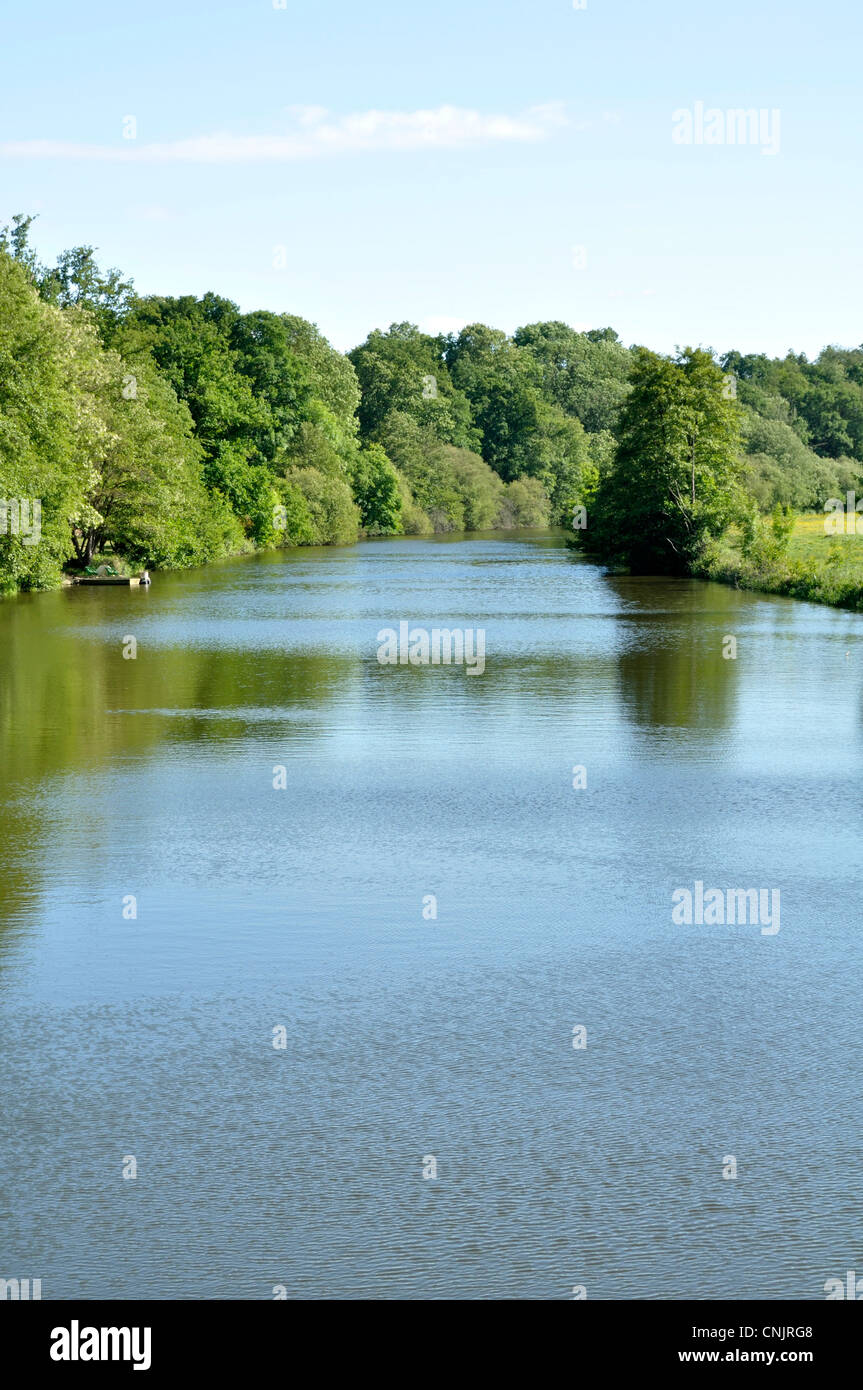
[228,309,312,462]
[349,322,478,449]
[284,467,360,545]
[499,476,552,528]
[39,245,135,345]
[281,315,361,428]
[433,445,505,531]
[350,443,403,533]
[514,321,632,432]
[590,348,743,573]
[63,311,238,567]
[0,250,84,591]
[444,324,542,480]
[443,322,583,518]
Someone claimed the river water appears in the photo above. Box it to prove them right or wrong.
[1,531,860,1299]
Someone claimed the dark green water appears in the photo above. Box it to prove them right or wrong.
[1,532,861,1299]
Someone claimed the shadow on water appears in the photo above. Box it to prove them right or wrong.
[604,574,748,732]
[0,583,354,959]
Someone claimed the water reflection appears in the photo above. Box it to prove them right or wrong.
[605,576,742,731]
[2,535,863,1299]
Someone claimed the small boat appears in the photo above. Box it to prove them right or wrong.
[74,575,142,586]
[69,564,152,587]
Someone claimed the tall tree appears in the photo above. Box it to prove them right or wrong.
[589,348,742,573]
[349,322,478,449]
[0,250,82,590]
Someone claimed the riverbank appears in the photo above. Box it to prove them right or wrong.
[701,513,863,613]
[0,521,543,599]
[0,522,525,600]
[10,514,863,617]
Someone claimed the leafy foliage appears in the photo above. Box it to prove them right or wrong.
[3,214,863,595]
[587,349,743,573]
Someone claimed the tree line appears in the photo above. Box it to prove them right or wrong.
[1,213,861,592]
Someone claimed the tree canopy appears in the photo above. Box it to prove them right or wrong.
[1,213,862,593]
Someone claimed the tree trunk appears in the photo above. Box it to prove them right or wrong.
[71,529,98,565]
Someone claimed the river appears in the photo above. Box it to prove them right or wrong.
[1,531,860,1299]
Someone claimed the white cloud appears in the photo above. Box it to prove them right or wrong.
[285,105,331,128]
[0,103,568,163]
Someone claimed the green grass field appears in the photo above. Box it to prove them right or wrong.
[787,511,863,570]
[707,512,863,611]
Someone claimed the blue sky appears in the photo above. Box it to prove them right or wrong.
[1,0,860,357]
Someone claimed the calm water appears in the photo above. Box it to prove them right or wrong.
[1,532,861,1300]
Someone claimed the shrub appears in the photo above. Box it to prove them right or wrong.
[284,467,360,545]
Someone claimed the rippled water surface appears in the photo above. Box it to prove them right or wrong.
[1,533,861,1298]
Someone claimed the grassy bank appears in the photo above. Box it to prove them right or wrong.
[703,513,863,612]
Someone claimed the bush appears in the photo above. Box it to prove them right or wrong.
[434,445,505,531]
[498,475,551,528]
[284,467,360,545]
[350,442,402,534]
[395,476,433,534]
